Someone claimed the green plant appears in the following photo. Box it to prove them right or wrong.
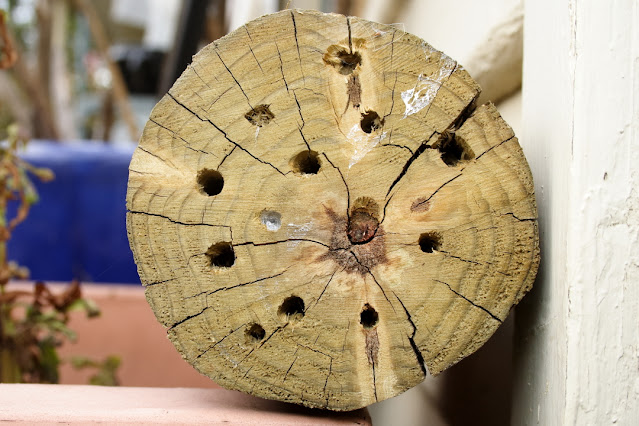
[71,355,121,386]
[0,125,103,384]
[0,5,118,387]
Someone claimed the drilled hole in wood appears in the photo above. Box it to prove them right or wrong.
[260,210,281,232]
[323,45,362,75]
[290,150,321,175]
[245,323,266,343]
[197,168,224,196]
[436,133,475,166]
[418,233,441,253]
[360,304,379,328]
[360,111,383,133]
[205,242,235,267]
[348,197,380,245]
[244,104,274,127]
[278,296,305,321]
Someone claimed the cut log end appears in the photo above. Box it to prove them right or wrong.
[126,9,539,411]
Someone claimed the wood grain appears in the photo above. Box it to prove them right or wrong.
[126,9,539,411]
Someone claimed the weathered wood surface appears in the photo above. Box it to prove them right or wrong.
[126,9,539,411]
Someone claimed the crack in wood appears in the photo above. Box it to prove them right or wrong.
[127,210,232,229]
[186,269,289,300]
[275,42,289,93]
[233,238,329,248]
[434,279,502,322]
[196,322,247,360]
[410,173,463,211]
[144,278,177,287]
[243,26,264,74]
[148,118,216,157]
[166,92,286,175]
[384,131,438,200]
[393,291,428,377]
[475,135,516,160]
[214,49,253,108]
[290,11,305,81]
[168,306,210,330]
[321,153,351,219]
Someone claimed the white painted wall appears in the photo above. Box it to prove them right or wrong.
[513,0,639,424]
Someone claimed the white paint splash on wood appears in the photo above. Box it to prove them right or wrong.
[401,52,456,118]
[346,124,387,168]
[286,221,313,248]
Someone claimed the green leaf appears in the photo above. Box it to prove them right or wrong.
[37,338,60,384]
[66,298,101,318]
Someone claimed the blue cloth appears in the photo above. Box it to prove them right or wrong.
[7,141,140,284]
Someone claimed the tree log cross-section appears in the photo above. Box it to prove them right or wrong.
[126,10,539,411]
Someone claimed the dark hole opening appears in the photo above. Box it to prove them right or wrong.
[245,323,266,342]
[290,150,321,175]
[360,304,379,328]
[197,168,224,196]
[244,104,274,127]
[437,133,475,167]
[205,242,235,267]
[360,111,383,133]
[418,233,441,253]
[337,50,362,74]
[278,296,305,320]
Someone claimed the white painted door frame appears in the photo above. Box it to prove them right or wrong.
[513,0,639,424]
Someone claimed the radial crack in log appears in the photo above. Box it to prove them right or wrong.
[127,9,539,411]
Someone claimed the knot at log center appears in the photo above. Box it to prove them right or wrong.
[348,210,379,244]
[319,205,388,275]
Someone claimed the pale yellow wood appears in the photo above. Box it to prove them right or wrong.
[126,9,539,411]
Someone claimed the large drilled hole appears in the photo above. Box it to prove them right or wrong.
[245,323,266,343]
[290,150,321,175]
[205,242,235,267]
[360,111,383,133]
[244,104,274,127]
[260,210,281,232]
[436,133,475,167]
[197,168,224,196]
[323,45,362,75]
[348,197,380,245]
[360,304,379,329]
[418,233,441,253]
[278,296,305,321]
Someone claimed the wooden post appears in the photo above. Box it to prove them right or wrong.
[127,10,539,410]
[513,0,639,424]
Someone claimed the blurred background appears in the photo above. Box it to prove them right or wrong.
[0,0,523,424]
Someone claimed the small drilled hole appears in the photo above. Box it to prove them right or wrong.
[278,296,305,321]
[197,169,224,196]
[244,104,274,127]
[245,323,266,343]
[323,45,362,75]
[360,304,379,329]
[260,210,281,232]
[437,133,475,166]
[337,51,362,74]
[290,150,321,175]
[418,233,441,253]
[205,242,235,267]
[360,111,383,133]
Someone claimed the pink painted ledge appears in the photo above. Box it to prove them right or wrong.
[0,384,371,425]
